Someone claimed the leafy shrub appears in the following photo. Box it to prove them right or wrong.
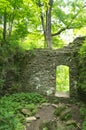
[82,120,86,130]
[0,92,47,130]
[54,106,66,116]
[0,79,5,90]
[78,40,86,97]
[80,103,86,130]
[60,111,72,121]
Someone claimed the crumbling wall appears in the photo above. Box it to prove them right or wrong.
[19,48,78,97]
[4,36,86,97]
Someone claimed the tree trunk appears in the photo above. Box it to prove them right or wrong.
[39,0,53,48]
[3,8,7,42]
[45,0,53,48]
[8,20,13,38]
[40,12,47,48]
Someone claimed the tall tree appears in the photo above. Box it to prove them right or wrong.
[38,0,53,48]
[37,0,86,48]
[0,0,86,48]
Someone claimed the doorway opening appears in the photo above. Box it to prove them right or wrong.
[55,65,70,97]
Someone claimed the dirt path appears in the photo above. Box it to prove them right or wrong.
[26,103,82,130]
[26,104,55,130]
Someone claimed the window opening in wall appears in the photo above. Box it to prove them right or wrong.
[55,65,70,97]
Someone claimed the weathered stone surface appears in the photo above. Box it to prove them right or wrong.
[52,104,59,108]
[66,120,76,126]
[35,114,40,119]
[19,48,78,97]
[26,116,36,122]
[41,103,50,106]
[21,108,31,115]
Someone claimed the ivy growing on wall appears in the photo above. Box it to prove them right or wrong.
[78,39,86,99]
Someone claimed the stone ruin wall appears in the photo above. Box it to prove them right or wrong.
[5,36,86,97]
[19,48,78,97]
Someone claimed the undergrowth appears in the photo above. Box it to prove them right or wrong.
[0,92,47,130]
[79,103,86,130]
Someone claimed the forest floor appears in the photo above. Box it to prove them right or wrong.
[26,100,82,130]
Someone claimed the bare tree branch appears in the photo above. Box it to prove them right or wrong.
[52,7,83,37]
[52,27,67,36]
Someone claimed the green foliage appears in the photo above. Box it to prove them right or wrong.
[56,65,69,92]
[53,36,64,49]
[9,92,47,104]
[19,33,44,50]
[0,92,47,130]
[0,42,22,92]
[65,124,76,130]
[42,127,48,130]
[82,120,86,130]
[60,111,72,121]
[54,106,66,117]
[79,40,86,57]
[0,79,5,89]
[0,114,24,130]
[78,40,86,94]
[0,0,86,48]
[80,103,86,130]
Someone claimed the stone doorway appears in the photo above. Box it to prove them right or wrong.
[55,65,70,97]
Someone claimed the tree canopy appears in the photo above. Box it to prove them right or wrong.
[0,0,86,48]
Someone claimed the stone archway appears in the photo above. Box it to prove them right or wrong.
[55,65,70,97]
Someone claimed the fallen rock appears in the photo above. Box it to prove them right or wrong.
[41,103,50,106]
[66,120,76,126]
[77,123,81,129]
[58,103,66,108]
[35,114,40,119]
[52,104,59,108]
[26,123,30,127]
[21,108,31,115]
[26,116,36,122]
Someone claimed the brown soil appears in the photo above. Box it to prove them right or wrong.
[26,103,82,130]
[26,104,55,130]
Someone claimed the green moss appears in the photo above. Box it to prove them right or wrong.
[78,40,86,98]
